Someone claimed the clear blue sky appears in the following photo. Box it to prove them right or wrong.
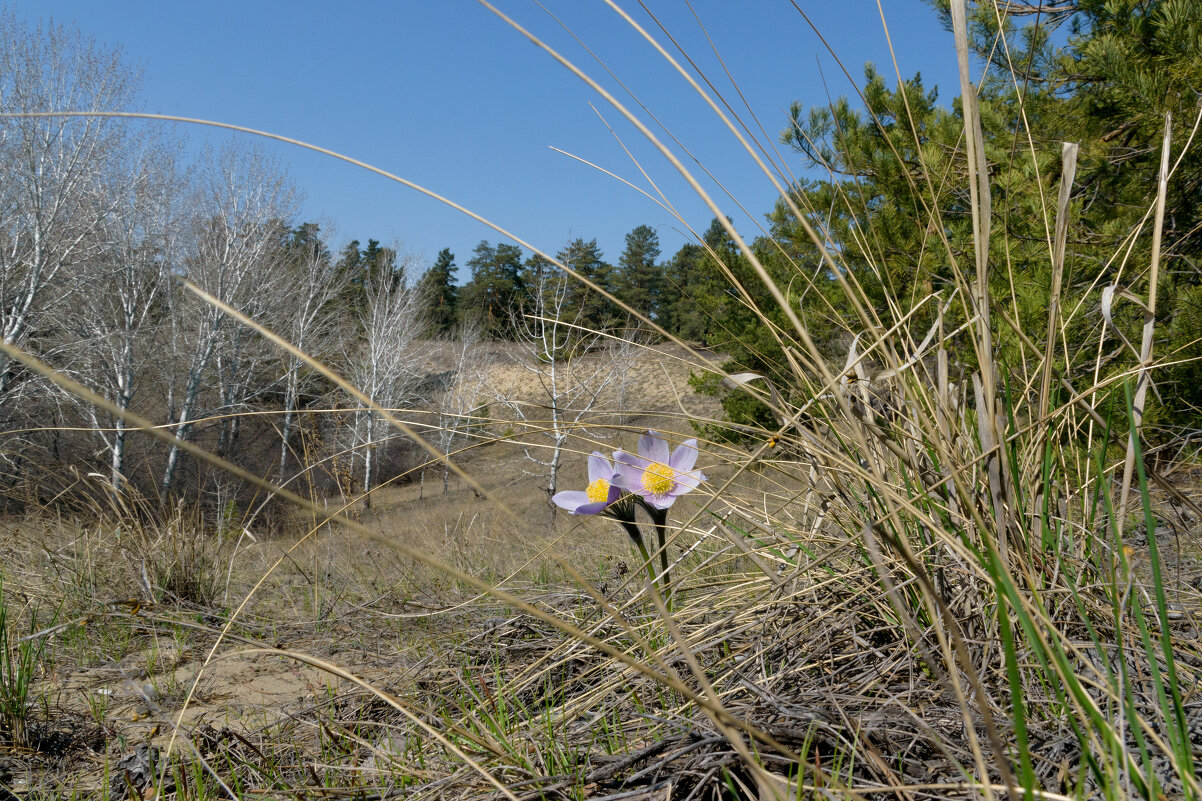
[19,1,962,274]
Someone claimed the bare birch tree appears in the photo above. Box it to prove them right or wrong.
[275,223,347,483]
[158,144,297,495]
[427,318,491,497]
[57,146,184,493]
[345,255,427,504]
[493,268,635,519]
[0,12,142,427]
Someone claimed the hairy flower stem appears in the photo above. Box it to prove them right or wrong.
[649,506,671,609]
[618,520,658,592]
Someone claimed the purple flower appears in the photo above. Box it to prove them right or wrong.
[552,452,623,515]
[613,431,705,510]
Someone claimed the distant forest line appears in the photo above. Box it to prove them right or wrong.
[2,0,1201,510]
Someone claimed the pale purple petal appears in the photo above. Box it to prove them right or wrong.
[587,452,613,482]
[552,491,591,512]
[614,450,648,471]
[645,493,676,510]
[612,450,647,491]
[668,440,699,473]
[639,431,670,465]
[574,499,613,515]
[672,470,704,491]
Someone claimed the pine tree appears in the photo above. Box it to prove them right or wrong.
[614,224,664,321]
[335,238,400,311]
[285,222,330,266]
[1058,0,1202,423]
[362,239,400,286]
[924,0,1202,425]
[419,248,458,334]
[659,219,740,345]
[684,1,1202,437]
[521,252,555,290]
[556,237,615,332]
[460,240,523,337]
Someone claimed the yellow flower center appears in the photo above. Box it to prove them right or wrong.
[586,478,611,503]
[642,462,675,495]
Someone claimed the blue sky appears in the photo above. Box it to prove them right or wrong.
[21,2,963,274]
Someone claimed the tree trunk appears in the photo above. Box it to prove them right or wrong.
[110,419,126,495]
[362,409,374,509]
[161,371,203,496]
[278,405,294,484]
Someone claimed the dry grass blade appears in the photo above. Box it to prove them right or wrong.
[1117,114,1173,529]
[952,0,1011,582]
[951,0,995,357]
[1038,141,1079,423]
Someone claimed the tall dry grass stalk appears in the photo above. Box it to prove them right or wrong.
[3,2,1201,799]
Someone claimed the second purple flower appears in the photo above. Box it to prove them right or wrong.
[613,431,705,510]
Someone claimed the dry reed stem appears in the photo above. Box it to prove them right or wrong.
[1117,115,1173,529]
[1038,141,1079,425]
